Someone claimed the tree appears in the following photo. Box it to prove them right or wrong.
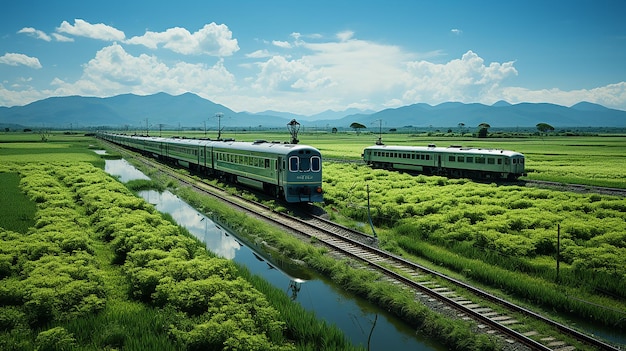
[350,122,366,135]
[457,122,465,135]
[331,127,338,134]
[477,123,490,138]
[536,123,555,135]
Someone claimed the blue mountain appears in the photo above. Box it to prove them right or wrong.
[1,93,624,129]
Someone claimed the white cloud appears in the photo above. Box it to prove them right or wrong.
[272,40,291,49]
[125,23,239,56]
[0,53,42,69]
[52,33,74,42]
[48,43,236,98]
[451,28,462,35]
[402,50,518,104]
[336,30,354,42]
[18,27,51,41]
[246,49,272,58]
[500,82,626,109]
[57,19,125,41]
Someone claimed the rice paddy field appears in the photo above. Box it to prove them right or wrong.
[1,129,625,348]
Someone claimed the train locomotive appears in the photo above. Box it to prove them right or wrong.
[98,132,323,203]
[362,144,526,180]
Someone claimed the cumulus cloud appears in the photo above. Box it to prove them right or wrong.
[49,43,236,98]
[0,53,42,69]
[402,50,518,104]
[18,27,51,41]
[125,23,239,56]
[57,19,125,41]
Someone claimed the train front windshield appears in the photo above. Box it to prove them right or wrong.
[289,155,321,172]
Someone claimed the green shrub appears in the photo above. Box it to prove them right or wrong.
[35,327,76,351]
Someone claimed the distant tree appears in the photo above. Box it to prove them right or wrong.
[350,122,366,135]
[4,128,9,132]
[536,123,555,135]
[477,123,490,138]
[331,127,338,134]
[457,122,465,135]
[389,128,397,132]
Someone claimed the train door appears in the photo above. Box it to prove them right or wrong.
[277,156,283,189]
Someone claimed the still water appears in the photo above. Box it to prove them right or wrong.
[103,158,443,350]
[105,159,151,183]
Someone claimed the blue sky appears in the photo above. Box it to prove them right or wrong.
[1,0,625,115]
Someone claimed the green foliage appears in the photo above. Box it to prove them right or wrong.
[1,162,311,350]
[34,327,76,351]
[323,162,626,327]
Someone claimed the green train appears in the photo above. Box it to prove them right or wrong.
[362,144,526,180]
[98,132,323,203]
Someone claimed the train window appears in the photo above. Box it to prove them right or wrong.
[457,156,464,162]
[504,159,510,165]
[497,159,502,165]
[476,157,486,164]
[425,155,430,160]
[289,156,299,171]
[311,156,321,172]
[448,156,455,162]
[488,158,495,165]
[466,157,473,163]
[265,159,270,168]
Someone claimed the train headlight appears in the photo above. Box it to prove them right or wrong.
[316,186,323,194]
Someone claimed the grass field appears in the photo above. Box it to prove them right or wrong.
[1,130,624,345]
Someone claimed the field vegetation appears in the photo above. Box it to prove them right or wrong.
[0,133,358,350]
[2,129,625,349]
[321,162,625,328]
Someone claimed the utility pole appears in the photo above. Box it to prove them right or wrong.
[367,183,377,237]
[556,224,561,283]
[373,119,383,145]
[214,113,224,140]
[145,118,149,136]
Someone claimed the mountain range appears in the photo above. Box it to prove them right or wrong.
[0,92,624,130]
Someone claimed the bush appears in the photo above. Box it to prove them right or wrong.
[35,327,76,351]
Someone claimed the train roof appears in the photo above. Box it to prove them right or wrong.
[364,144,524,157]
[108,133,319,155]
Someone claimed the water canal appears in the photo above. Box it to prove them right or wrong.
[102,155,444,351]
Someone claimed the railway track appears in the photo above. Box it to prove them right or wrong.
[103,141,621,351]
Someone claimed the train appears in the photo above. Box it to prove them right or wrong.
[97,132,323,203]
[362,144,526,180]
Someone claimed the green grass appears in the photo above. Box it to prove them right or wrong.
[322,162,626,329]
[0,133,103,166]
[0,172,37,233]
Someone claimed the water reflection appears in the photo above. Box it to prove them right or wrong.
[137,189,440,351]
[105,159,151,182]
[93,149,107,155]
[105,160,442,350]
[139,190,241,259]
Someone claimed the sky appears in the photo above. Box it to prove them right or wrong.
[1,0,625,115]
